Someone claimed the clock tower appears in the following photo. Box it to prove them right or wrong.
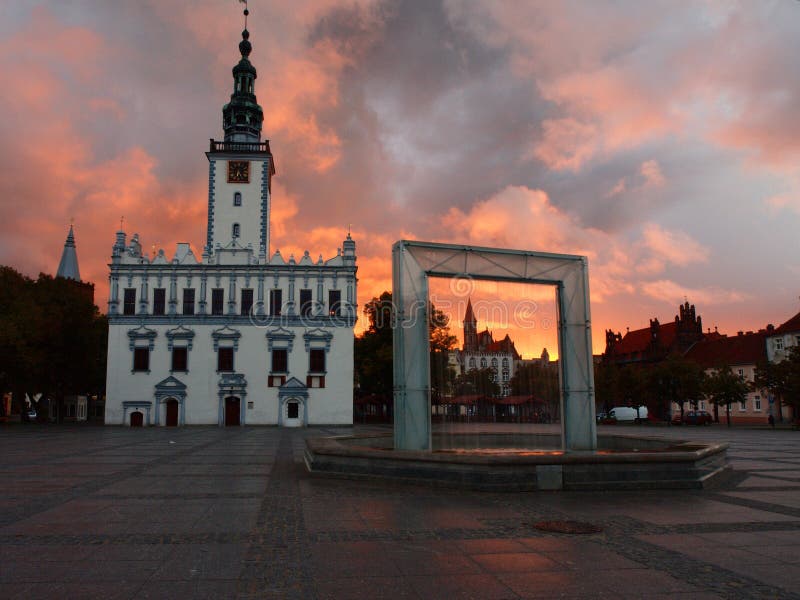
[205,26,275,259]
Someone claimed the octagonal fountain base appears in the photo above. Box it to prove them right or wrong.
[304,432,730,491]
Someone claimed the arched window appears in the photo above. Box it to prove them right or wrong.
[491,358,498,368]
[480,357,487,368]
[502,358,509,368]
[468,358,476,369]
[234,192,242,206]
[232,223,240,238]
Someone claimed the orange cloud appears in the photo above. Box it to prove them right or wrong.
[532,118,598,172]
[641,280,748,306]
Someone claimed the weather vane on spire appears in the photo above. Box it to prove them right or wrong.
[239,0,249,29]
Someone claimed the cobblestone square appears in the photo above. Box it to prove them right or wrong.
[1,424,799,599]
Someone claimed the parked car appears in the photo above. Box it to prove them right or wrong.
[596,411,607,423]
[26,409,37,421]
[674,410,713,426]
[608,406,649,423]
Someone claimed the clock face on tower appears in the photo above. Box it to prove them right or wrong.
[227,160,250,183]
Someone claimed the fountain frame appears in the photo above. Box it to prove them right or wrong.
[304,240,731,491]
[392,240,596,452]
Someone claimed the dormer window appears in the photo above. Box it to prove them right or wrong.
[232,223,240,238]
[234,192,242,207]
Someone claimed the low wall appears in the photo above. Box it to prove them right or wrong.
[305,432,731,491]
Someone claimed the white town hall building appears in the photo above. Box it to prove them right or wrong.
[105,23,357,427]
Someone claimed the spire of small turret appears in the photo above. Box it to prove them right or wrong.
[57,224,81,281]
[222,2,264,142]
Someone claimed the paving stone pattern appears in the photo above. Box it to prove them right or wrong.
[1,424,799,599]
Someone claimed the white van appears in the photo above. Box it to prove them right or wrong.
[608,406,648,422]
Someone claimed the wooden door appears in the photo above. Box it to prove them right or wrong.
[225,397,240,426]
[166,400,179,426]
[130,411,143,427]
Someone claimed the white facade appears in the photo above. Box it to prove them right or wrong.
[766,328,800,363]
[460,350,516,396]
[104,25,357,427]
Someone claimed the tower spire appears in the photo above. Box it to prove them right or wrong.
[463,298,478,352]
[56,224,81,281]
[222,2,264,142]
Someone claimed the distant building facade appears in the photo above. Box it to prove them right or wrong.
[457,299,521,396]
[604,301,711,365]
[104,25,357,427]
[681,331,771,423]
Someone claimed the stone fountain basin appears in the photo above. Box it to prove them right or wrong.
[304,432,730,491]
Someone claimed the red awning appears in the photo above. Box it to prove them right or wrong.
[438,395,486,405]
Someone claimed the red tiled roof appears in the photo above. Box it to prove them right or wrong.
[774,311,800,335]
[477,330,493,346]
[684,331,766,368]
[484,334,522,360]
[613,322,679,355]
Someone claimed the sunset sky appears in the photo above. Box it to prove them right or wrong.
[1,1,798,357]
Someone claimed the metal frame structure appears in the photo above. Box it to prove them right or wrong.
[392,240,596,452]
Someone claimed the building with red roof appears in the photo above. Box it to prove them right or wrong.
[683,330,772,423]
[604,301,709,365]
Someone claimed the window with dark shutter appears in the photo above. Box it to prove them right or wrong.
[309,349,325,373]
[211,289,224,315]
[171,347,188,372]
[153,288,166,315]
[271,348,288,373]
[133,348,149,371]
[123,289,136,315]
[183,289,195,315]
[241,289,254,315]
[218,347,234,372]
[328,290,341,317]
[300,289,313,317]
[270,289,282,316]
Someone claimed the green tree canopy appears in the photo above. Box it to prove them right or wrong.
[646,354,706,421]
[703,365,749,427]
[0,266,107,418]
[755,347,800,420]
[354,292,457,401]
[453,367,500,398]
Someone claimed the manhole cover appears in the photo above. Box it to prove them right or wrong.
[532,520,602,534]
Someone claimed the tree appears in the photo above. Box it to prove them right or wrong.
[647,355,706,422]
[510,362,559,415]
[755,347,800,423]
[703,365,749,427]
[354,292,457,402]
[453,367,500,397]
[429,304,457,401]
[354,292,394,399]
[0,267,107,419]
[594,362,620,414]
